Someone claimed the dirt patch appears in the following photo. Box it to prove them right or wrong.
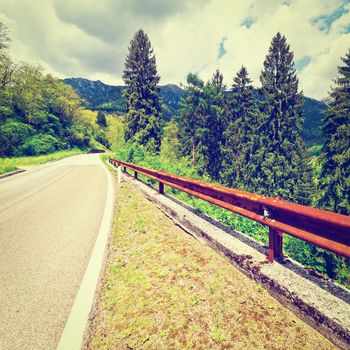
[84,181,335,350]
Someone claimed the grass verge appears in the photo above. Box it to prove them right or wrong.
[0,148,83,175]
[84,180,335,350]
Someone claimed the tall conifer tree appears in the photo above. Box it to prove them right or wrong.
[221,66,259,189]
[318,50,350,215]
[199,69,227,179]
[122,29,162,153]
[178,73,204,165]
[256,32,314,204]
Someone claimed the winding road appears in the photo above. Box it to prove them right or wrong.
[0,154,113,350]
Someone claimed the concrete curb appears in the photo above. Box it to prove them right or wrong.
[122,173,350,350]
[57,157,115,350]
[0,169,26,180]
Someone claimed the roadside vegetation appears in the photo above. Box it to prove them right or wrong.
[85,181,335,350]
[111,29,350,289]
[0,148,83,175]
[0,23,117,165]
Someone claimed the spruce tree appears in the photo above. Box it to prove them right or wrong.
[178,73,204,165]
[198,69,227,179]
[178,70,227,179]
[96,110,107,127]
[221,66,260,189]
[122,29,162,153]
[318,49,350,215]
[256,32,314,204]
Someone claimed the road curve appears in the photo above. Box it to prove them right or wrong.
[0,154,112,350]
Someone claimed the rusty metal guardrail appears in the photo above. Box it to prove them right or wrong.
[109,157,350,262]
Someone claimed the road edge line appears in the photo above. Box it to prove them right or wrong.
[57,158,115,350]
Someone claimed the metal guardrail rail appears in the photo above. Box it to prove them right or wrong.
[109,158,350,262]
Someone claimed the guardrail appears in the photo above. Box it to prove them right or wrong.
[109,157,350,262]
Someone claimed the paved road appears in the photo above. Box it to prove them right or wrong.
[0,154,111,350]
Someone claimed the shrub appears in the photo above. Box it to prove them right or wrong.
[0,120,35,156]
[19,134,59,156]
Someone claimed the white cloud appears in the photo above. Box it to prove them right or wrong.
[0,0,349,99]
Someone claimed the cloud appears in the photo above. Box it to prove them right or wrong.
[0,0,349,99]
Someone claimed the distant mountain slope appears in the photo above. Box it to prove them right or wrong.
[64,77,328,146]
[63,78,185,120]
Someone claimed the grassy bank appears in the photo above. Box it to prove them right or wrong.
[0,148,83,175]
[84,181,334,350]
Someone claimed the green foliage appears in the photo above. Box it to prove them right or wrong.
[96,110,107,127]
[19,134,59,156]
[318,49,350,215]
[0,120,35,156]
[122,29,162,153]
[160,120,181,161]
[178,73,205,165]
[307,144,322,157]
[198,70,227,180]
[221,66,260,190]
[95,129,110,149]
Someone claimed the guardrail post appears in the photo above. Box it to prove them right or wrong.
[134,171,138,179]
[159,182,164,194]
[117,166,121,184]
[123,166,127,173]
[268,228,283,262]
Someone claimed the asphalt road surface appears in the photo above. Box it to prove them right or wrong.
[0,154,111,350]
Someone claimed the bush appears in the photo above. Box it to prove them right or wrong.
[67,123,90,148]
[95,130,110,149]
[19,134,59,156]
[0,120,35,156]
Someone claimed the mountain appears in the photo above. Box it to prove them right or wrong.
[64,77,328,147]
[63,78,185,120]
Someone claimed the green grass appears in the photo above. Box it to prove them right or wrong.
[85,181,335,350]
[0,148,83,175]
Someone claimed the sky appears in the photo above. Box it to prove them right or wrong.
[0,0,349,99]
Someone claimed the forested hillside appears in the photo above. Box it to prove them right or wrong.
[0,24,112,157]
[64,77,327,147]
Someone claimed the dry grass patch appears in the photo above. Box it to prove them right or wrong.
[85,181,335,350]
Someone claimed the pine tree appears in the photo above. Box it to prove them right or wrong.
[178,70,227,179]
[96,110,107,127]
[318,49,350,215]
[255,32,314,204]
[221,66,260,189]
[178,73,204,165]
[122,29,162,153]
[198,69,227,179]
